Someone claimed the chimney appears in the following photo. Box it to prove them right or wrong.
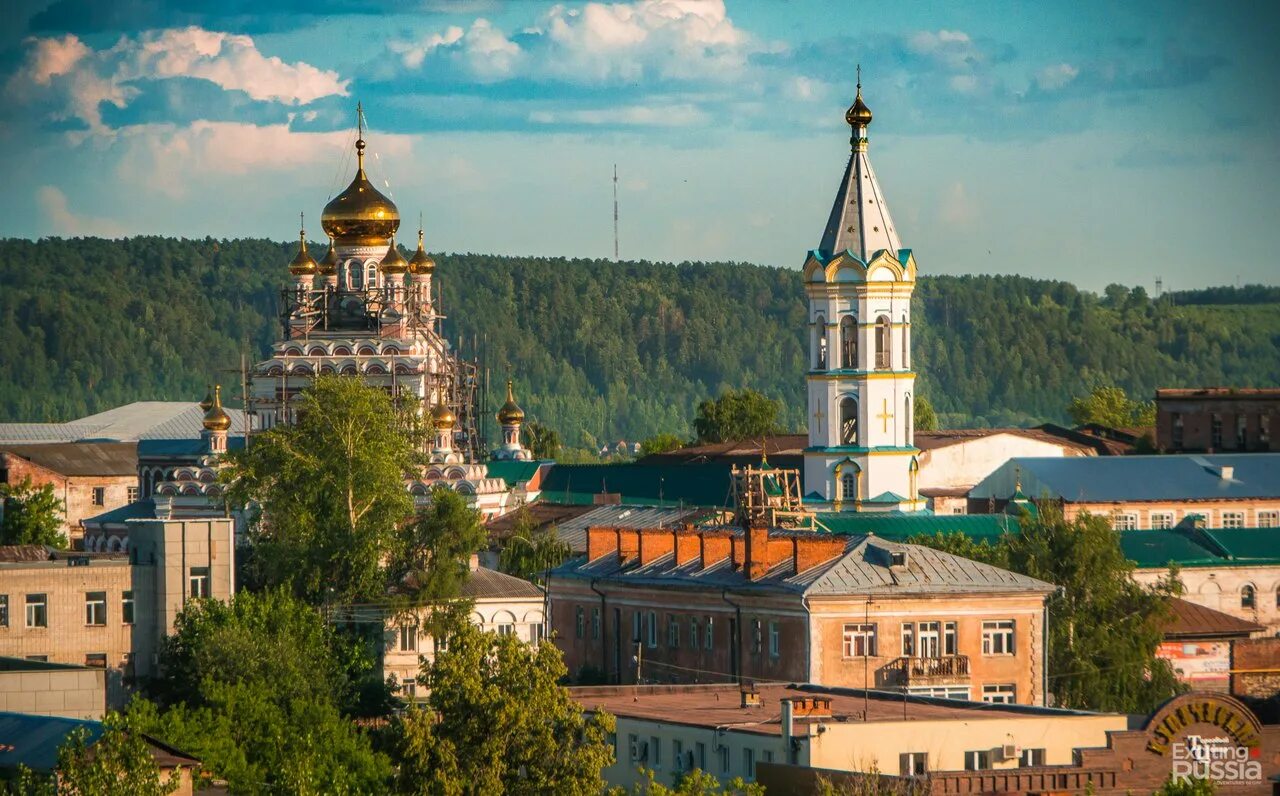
[700,532,731,568]
[638,528,676,565]
[674,531,700,567]
[741,687,762,708]
[1218,465,1234,481]
[618,529,640,564]
[744,521,770,581]
[781,699,794,746]
[793,536,847,575]
[586,526,618,563]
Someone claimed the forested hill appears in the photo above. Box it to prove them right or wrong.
[2,237,1278,447]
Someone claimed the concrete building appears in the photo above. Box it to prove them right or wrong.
[0,658,105,719]
[550,525,1053,705]
[0,443,138,547]
[1156,388,1279,453]
[575,682,1127,791]
[0,517,234,707]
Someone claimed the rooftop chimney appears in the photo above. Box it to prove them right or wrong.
[741,688,762,708]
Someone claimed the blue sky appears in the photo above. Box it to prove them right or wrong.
[2,0,1277,290]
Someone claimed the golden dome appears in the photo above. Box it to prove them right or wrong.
[496,379,524,425]
[288,219,318,276]
[320,130,400,246]
[846,82,872,128]
[318,236,338,276]
[199,386,214,413]
[430,402,456,431]
[380,238,408,275]
[408,227,436,275]
[202,385,232,432]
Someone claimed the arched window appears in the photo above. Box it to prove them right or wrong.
[840,397,857,445]
[1241,584,1256,609]
[875,315,891,370]
[349,261,363,290]
[904,394,912,445]
[909,457,919,497]
[901,314,909,368]
[840,470,857,502]
[840,315,857,369]
[814,315,827,370]
[366,262,379,290]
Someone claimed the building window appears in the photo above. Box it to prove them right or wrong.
[943,622,957,656]
[1241,584,1256,609]
[0,595,7,628]
[840,397,858,445]
[25,655,48,662]
[575,606,585,639]
[1258,511,1279,528]
[627,734,639,762]
[965,750,991,771]
[899,752,928,776]
[92,487,106,506]
[901,318,909,369]
[189,566,210,599]
[719,745,730,775]
[85,592,106,626]
[1020,748,1046,767]
[1211,414,1223,448]
[768,622,780,658]
[751,619,762,655]
[401,680,417,698]
[399,625,417,652]
[673,739,685,772]
[126,486,139,503]
[814,315,827,370]
[1171,413,1184,448]
[1222,512,1244,529]
[1236,414,1247,447]
[875,315,891,370]
[840,315,857,369]
[591,607,600,640]
[695,742,707,772]
[762,750,773,764]
[918,621,941,658]
[982,683,1016,704]
[1112,513,1138,531]
[840,470,857,502]
[1261,415,1271,444]
[705,616,714,650]
[25,594,47,628]
[743,747,755,780]
[1150,512,1175,530]
[650,735,661,768]
[496,623,515,636]
[982,620,1015,655]
[632,611,642,643]
[668,615,681,648]
[646,611,657,649]
[85,653,107,669]
[842,623,877,657]
[901,623,915,656]
[690,617,700,650]
[909,685,970,700]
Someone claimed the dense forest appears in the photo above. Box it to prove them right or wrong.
[2,237,1277,447]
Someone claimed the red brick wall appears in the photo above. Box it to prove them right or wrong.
[1232,638,1280,699]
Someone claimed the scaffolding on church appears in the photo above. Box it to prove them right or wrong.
[728,457,815,531]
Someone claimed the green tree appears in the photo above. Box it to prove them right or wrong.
[631,767,764,795]
[1066,385,1155,429]
[498,508,571,583]
[393,622,615,795]
[1153,775,1216,795]
[12,711,179,796]
[694,389,783,444]
[388,485,488,634]
[639,433,686,456]
[913,395,939,431]
[137,589,390,793]
[224,375,421,604]
[524,421,562,460]
[0,477,66,547]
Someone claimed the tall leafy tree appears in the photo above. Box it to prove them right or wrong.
[913,395,939,431]
[0,477,66,547]
[639,433,686,456]
[224,375,421,604]
[694,389,783,443]
[13,712,179,796]
[523,421,562,460]
[392,623,615,795]
[1066,385,1155,428]
[497,507,571,584]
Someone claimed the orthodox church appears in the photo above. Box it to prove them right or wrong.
[801,80,925,513]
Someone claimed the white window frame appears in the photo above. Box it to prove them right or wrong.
[399,624,418,652]
[1112,513,1138,531]
[85,592,106,626]
[1149,512,1175,530]
[121,591,134,625]
[646,611,658,649]
[909,685,970,700]
[1257,510,1279,528]
[704,615,714,650]
[982,620,1015,656]
[899,752,928,776]
[1221,512,1244,529]
[25,594,47,628]
[842,623,877,658]
[943,621,957,656]
[1019,748,1046,767]
[189,566,210,599]
[982,683,1016,704]
[965,750,991,771]
[768,622,780,658]
[918,621,941,658]
[126,486,139,503]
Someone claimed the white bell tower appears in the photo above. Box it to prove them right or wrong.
[801,77,924,513]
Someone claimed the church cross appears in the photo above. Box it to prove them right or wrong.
[812,406,826,434]
[876,399,894,433]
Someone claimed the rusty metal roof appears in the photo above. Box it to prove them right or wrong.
[1161,596,1264,639]
[0,442,137,476]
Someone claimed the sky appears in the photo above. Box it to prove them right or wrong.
[2,0,1278,291]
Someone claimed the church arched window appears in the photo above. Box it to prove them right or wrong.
[904,393,912,445]
[901,313,909,369]
[366,262,379,290]
[839,467,858,502]
[349,260,363,290]
[840,397,857,445]
[840,315,857,369]
[814,315,827,370]
[875,315,891,370]
[1241,583,1256,609]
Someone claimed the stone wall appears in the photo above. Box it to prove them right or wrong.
[1232,637,1280,699]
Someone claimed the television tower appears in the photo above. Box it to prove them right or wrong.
[613,164,619,261]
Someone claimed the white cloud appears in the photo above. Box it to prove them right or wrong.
[938,181,977,226]
[1035,62,1079,91]
[529,102,709,127]
[7,27,348,134]
[36,185,126,237]
[907,29,980,70]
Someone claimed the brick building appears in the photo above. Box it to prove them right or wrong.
[549,525,1053,705]
[1156,388,1279,453]
[0,443,138,546]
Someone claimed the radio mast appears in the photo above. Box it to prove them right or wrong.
[613,164,619,261]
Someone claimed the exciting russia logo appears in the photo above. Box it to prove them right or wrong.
[1171,736,1263,787]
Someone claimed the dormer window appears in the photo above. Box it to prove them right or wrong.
[890,550,907,567]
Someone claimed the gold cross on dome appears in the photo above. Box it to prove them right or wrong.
[877,399,894,433]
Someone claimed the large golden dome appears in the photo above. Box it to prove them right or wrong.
[321,136,400,246]
[496,379,525,425]
[202,385,232,432]
[430,402,457,431]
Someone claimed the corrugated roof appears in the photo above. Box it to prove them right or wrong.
[462,567,546,601]
[539,463,733,508]
[551,504,711,553]
[0,712,104,771]
[0,442,137,476]
[1162,596,1264,638]
[0,402,251,444]
[814,512,1019,540]
[137,436,246,457]
[1203,528,1280,563]
[971,454,1280,502]
[0,545,54,563]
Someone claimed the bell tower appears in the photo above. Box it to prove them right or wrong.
[801,76,924,512]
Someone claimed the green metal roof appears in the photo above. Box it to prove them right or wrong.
[1118,527,1280,569]
[1200,528,1280,564]
[485,459,549,488]
[539,463,733,508]
[814,513,1020,540]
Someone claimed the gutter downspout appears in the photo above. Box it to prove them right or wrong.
[1045,586,1062,706]
[721,589,743,685]
[590,579,608,681]
[801,595,814,683]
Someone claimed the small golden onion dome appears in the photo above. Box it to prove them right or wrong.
[320,135,400,246]
[430,402,457,431]
[846,83,873,128]
[288,222,318,276]
[199,387,214,413]
[408,227,436,275]
[318,236,339,276]
[202,385,232,432]
[496,379,525,425]
[380,238,408,274]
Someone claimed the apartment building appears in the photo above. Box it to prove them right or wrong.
[1156,388,1278,453]
[548,525,1054,705]
[0,517,234,707]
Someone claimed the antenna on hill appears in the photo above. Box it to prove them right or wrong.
[613,164,620,262]
[1155,276,1162,299]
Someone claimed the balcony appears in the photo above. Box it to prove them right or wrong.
[880,655,970,687]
